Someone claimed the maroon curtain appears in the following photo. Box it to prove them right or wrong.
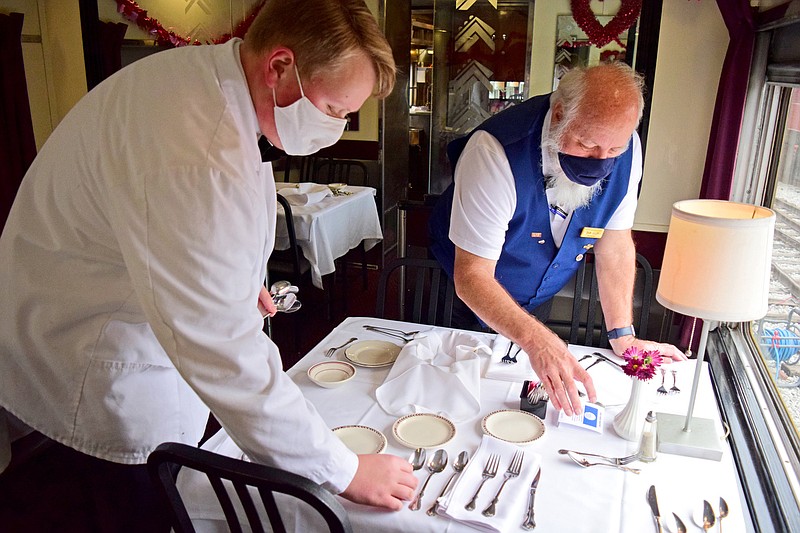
[678,1,757,351]
[698,0,757,200]
[97,21,128,81]
[0,12,36,230]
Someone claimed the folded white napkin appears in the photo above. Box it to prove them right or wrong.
[439,435,541,532]
[278,182,332,206]
[483,334,538,383]
[375,330,491,423]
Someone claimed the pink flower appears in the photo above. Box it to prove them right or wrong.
[621,346,663,381]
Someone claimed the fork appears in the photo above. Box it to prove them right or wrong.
[324,337,357,358]
[482,451,524,517]
[500,342,515,364]
[465,454,499,511]
[669,369,681,394]
[508,346,522,364]
[657,368,669,395]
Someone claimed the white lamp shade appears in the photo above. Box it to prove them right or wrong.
[656,199,775,322]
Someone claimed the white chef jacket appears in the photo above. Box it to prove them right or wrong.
[449,118,641,261]
[0,39,357,493]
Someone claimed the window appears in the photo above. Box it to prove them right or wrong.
[752,86,800,432]
[720,20,800,530]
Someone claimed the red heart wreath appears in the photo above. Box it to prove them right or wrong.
[570,0,642,48]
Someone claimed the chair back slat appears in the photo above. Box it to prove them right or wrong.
[376,257,454,327]
[209,474,244,533]
[565,251,654,347]
[231,480,268,533]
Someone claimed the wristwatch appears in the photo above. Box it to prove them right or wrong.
[607,325,635,340]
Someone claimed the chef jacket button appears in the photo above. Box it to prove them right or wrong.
[576,254,584,261]
[538,239,546,244]
[552,263,559,269]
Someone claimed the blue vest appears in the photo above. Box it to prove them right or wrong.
[429,94,633,314]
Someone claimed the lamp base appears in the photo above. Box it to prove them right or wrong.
[655,412,723,461]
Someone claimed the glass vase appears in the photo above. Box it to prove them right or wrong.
[613,378,648,442]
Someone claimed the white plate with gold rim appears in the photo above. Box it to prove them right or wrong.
[392,413,457,449]
[481,409,545,445]
[333,425,387,454]
[344,340,401,368]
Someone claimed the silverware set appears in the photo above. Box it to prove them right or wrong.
[579,351,624,372]
[362,324,419,343]
[647,486,729,533]
[657,368,681,395]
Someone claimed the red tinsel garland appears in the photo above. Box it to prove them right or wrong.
[113,0,265,47]
[569,0,642,48]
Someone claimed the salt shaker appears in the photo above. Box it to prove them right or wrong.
[638,410,657,462]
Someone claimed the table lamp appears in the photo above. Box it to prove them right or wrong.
[655,199,775,461]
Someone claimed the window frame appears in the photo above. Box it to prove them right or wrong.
[711,14,800,530]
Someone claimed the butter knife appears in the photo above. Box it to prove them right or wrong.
[592,352,625,371]
[522,468,541,530]
[647,485,662,533]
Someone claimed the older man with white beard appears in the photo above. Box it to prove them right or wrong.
[429,63,684,416]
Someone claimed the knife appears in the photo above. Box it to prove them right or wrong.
[522,468,541,530]
[647,485,662,533]
[592,352,625,371]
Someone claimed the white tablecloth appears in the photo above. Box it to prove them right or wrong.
[178,317,749,532]
[275,183,382,288]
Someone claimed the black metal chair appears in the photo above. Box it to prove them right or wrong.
[376,257,454,327]
[147,442,352,533]
[566,251,654,348]
[269,194,311,286]
[314,159,369,187]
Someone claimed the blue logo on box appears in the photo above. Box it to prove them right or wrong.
[582,405,600,428]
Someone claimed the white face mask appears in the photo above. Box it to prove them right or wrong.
[272,66,347,156]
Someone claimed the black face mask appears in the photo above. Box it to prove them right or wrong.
[558,152,618,186]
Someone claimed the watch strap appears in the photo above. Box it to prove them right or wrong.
[607,325,635,340]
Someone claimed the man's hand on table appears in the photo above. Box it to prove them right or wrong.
[609,336,688,362]
[525,327,597,417]
[340,454,418,510]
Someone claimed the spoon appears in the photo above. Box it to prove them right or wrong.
[409,448,426,471]
[702,500,716,531]
[273,293,297,311]
[409,449,448,511]
[672,512,687,533]
[719,497,729,533]
[563,451,640,473]
[269,280,294,295]
[282,300,302,313]
[427,450,469,516]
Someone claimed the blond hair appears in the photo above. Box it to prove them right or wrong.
[245,0,396,98]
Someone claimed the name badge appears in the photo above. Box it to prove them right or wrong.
[580,227,604,239]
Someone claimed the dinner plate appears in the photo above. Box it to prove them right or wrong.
[392,413,457,449]
[344,340,401,368]
[333,425,387,454]
[482,409,546,445]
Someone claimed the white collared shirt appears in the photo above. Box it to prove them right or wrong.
[0,39,356,493]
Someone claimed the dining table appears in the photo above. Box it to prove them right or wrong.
[177,316,749,532]
[275,183,382,289]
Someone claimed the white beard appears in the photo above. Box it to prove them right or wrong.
[545,165,601,212]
